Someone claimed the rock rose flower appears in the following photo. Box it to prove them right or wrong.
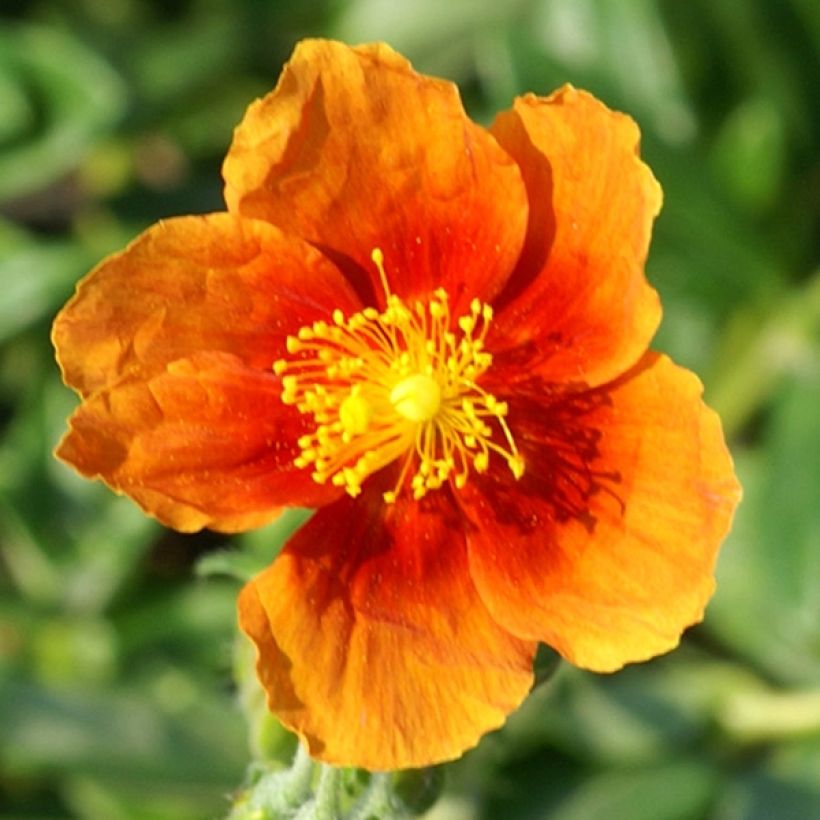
[53,39,741,770]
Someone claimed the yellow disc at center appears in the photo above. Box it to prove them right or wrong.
[390,373,441,423]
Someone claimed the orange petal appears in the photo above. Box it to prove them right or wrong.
[57,351,341,532]
[461,353,741,672]
[53,213,361,398]
[489,87,662,388]
[238,488,536,769]
[223,39,528,314]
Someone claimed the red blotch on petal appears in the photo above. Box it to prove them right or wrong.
[53,213,360,397]
[462,353,741,672]
[239,487,535,770]
[57,352,341,532]
[223,39,528,314]
[489,87,662,388]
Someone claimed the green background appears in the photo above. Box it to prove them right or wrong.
[1,0,818,818]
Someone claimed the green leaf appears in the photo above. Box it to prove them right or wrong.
[706,274,820,437]
[480,755,718,820]
[710,96,787,214]
[715,739,820,820]
[549,760,717,820]
[0,25,125,202]
[197,507,314,588]
[503,650,762,767]
[195,548,270,583]
[0,675,245,784]
[63,773,227,820]
[706,366,820,685]
[0,220,92,344]
[114,580,238,669]
[236,507,314,569]
[335,0,532,81]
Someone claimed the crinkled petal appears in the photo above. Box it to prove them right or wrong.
[489,87,662,388]
[238,487,536,770]
[223,39,527,314]
[53,213,361,398]
[57,352,341,532]
[461,353,741,672]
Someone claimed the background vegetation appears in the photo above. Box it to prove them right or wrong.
[1,0,818,818]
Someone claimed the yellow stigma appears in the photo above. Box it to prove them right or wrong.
[390,373,441,422]
[274,248,524,502]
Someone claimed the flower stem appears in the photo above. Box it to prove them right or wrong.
[349,773,397,820]
[246,743,315,816]
[292,763,342,820]
[312,764,342,819]
[284,744,317,805]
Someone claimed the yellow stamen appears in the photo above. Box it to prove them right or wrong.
[273,249,524,502]
[339,388,373,437]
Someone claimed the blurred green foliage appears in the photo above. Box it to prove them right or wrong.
[1,0,818,818]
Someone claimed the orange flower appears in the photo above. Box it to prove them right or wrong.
[53,40,741,770]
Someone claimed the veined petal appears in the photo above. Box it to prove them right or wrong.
[57,352,341,532]
[461,353,741,672]
[238,487,535,770]
[489,87,662,388]
[223,39,527,313]
[53,213,360,398]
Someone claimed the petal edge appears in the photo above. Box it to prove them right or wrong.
[239,489,536,769]
[490,87,662,388]
[463,353,741,672]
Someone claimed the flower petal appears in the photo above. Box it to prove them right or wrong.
[53,213,361,398]
[57,351,341,532]
[489,87,662,388]
[223,39,528,313]
[461,353,741,672]
[238,487,536,769]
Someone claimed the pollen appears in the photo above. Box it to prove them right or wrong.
[273,249,524,502]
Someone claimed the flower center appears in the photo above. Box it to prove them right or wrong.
[390,373,441,422]
[273,249,524,503]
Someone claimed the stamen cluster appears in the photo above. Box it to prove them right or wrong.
[274,253,523,502]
